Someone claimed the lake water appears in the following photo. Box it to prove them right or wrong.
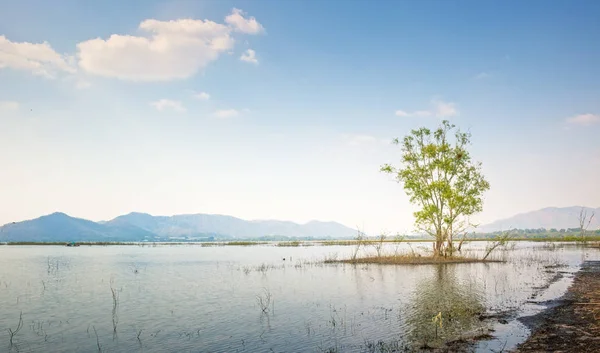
[0,242,599,352]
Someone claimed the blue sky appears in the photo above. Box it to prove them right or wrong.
[1,0,599,233]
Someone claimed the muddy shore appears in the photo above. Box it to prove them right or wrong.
[516,261,600,352]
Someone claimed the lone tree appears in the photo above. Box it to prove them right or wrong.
[381,120,490,257]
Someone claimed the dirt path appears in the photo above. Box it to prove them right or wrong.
[516,261,600,352]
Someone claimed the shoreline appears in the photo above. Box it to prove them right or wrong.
[1,238,599,246]
[516,260,600,352]
[324,255,504,265]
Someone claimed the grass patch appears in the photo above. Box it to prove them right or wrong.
[276,241,302,247]
[320,240,356,246]
[200,242,223,247]
[325,254,503,265]
[225,241,266,246]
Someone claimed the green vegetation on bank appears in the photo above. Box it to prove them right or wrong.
[276,241,302,247]
[2,233,600,246]
[225,241,267,246]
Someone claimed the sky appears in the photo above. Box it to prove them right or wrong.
[1,0,599,234]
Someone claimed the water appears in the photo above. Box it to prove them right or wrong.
[0,242,598,352]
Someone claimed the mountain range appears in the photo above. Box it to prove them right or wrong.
[0,212,357,242]
[0,206,598,242]
[477,206,600,233]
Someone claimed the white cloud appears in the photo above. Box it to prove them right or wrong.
[395,99,458,118]
[3,8,263,82]
[0,100,19,111]
[214,109,239,118]
[474,72,491,80]
[225,8,265,34]
[432,100,458,117]
[78,19,234,81]
[566,113,600,126]
[193,91,210,100]
[77,11,255,81]
[240,49,258,64]
[150,99,186,112]
[0,35,75,78]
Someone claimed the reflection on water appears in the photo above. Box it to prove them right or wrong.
[405,265,486,348]
[0,242,598,352]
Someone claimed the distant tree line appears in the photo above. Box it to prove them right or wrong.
[475,228,600,238]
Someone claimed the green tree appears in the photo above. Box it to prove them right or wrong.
[381,120,490,256]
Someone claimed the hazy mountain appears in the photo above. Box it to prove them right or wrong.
[479,206,600,233]
[3,207,599,242]
[0,212,155,242]
[0,212,357,242]
[106,212,356,239]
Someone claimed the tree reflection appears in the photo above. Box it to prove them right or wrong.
[404,264,486,348]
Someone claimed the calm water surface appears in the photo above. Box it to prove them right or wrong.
[0,242,598,352]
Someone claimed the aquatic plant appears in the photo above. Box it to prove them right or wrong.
[256,288,273,314]
[7,311,23,346]
[351,228,367,261]
[482,231,513,260]
[226,241,266,246]
[110,279,119,333]
[371,232,387,257]
[276,241,302,247]
[93,325,102,352]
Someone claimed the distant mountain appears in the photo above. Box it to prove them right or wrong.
[479,206,600,233]
[0,212,156,242]
[0,212,356,242]
[106,212,356,239]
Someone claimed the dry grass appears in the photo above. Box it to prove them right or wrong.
[225,241,267,246]
[276,241,302,247]
[325,254,503,265]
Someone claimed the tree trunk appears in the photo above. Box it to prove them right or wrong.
[434,240,444,256]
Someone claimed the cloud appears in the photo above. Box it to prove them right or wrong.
[0,35,75,78]
[432,100,458,117]
[77,8,262,81]
[0,100,19,111]
[474,72,491,80]
[240,49,258,64]
[193,91,210,100]
[213,109,239,118]
[566,113,600,126]
[225,8,265,34]
[395,99,458,118]
[2,8,263,82]
[77,19,234,81]
[150,99,186,112]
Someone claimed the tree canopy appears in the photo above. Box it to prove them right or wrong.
[381,120,490,256]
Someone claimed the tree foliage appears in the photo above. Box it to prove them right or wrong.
[381,120,490,256]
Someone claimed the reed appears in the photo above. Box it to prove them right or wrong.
[7,311,23,346]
